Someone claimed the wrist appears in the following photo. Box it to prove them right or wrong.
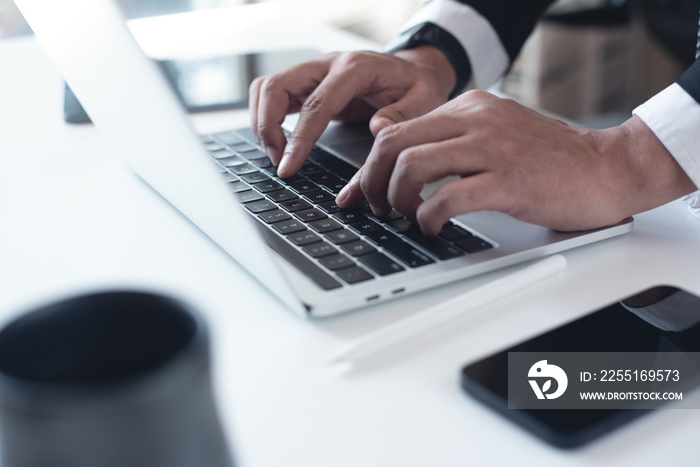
[393,45,457,101]
[602,116,696,215]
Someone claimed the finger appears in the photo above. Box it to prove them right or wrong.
[360,109,469,217]
[256,60,330,165]
[334,98,378,123]
[248,76,264,140]
[278,70,381,178]
[387,136,487,218]
[336,165,366,208]
[417,174,507,236]
[368,82,442,136]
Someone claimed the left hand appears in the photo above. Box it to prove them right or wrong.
[336,90,696,235]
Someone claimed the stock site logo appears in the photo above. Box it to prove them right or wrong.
[528,360,568,400]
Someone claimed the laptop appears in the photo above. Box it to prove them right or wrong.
[15,0,632,317]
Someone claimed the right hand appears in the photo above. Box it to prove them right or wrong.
[249,46,456,178]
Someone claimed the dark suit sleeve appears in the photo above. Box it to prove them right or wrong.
[390,0,558,95]
[677,59,700,105]
[456,0,558,62]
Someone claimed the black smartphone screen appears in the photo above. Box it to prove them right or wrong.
[461,286,700,448]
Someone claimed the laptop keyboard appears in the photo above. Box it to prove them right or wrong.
[200,129,493,290]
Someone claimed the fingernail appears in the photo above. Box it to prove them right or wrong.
[370,205,385,218]
[371,116,396,135]
[376,116,395,128]
[277,154,291,177]
[336,187,349,205]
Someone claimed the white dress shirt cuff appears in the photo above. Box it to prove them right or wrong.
[397,0,510,90]
[633,83,700,189]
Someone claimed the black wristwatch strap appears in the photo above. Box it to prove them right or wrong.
[387,22,472,99]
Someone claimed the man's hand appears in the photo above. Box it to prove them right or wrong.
[336,90,696,235]
[249,46,456,178]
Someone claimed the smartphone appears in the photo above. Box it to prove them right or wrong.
[64,49,319,123]
[461,285,700,449]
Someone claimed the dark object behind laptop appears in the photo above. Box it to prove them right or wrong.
[0,291,234,467]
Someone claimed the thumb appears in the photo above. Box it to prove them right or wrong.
[369,108,404,136]
[368,86,442,136]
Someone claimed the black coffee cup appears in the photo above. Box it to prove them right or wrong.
[0,291,234,467]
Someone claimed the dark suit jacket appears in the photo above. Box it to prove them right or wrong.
[448,0,700,103]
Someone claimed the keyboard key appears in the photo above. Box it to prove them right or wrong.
[309,218,343,233]
[236,190,264,203]
[241,172,270,184]
[333,210,366,224]
[405,226,465,260]
[221,173,239,183]
[325,230,360,245]
[218,155,247,167]
[383,241,435,268]
[439,223,472,241]
[365,229,401,246]
[252,158,274,168]
[230,164,258,175]
[290,181,321,195]
[308,172,337,184]
[209,149,235,160]
[253,180,284,193]
[358,252,405,276]
[204,141,224,152]
[304,190,336,204]
[278,174,307,186]
[288,230,322,246]
[267,189,298,203]
[227,181,250,193]
[242,149,268,161]
[318,201,342,214]
[317,157,358,180]
[272,219,306,235]
[388,210,404,220]
[349,220,381,236]
[341,240,377,257]
[307,147,334,163]
[264,166,278,177]
[259,226,341,291]
[388,218,413,233]
[230,142,257,153]
[280,199,313,212]
[320,254,355,271]
[298,162,325,176]
[214,131,246,146]
[302,241,337,258]
[295,208,327,223]
[321,179,346,194]
[454,236,493,253]
[356,200,372,213]
[336,266,374,284]
[245,199,276,213]
[258,209,291,224]
[233,128,259,144]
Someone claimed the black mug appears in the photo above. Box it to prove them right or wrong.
[0,291,234,467]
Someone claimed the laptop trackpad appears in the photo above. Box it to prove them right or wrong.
[316,122,374,167]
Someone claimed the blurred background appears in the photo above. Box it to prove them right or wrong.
[0,0,692,127]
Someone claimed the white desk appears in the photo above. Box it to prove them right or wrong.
[1,4,700,466]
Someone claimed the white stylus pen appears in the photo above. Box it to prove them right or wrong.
[328,254,568,369]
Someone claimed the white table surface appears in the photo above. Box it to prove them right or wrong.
[1,4,699,466]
